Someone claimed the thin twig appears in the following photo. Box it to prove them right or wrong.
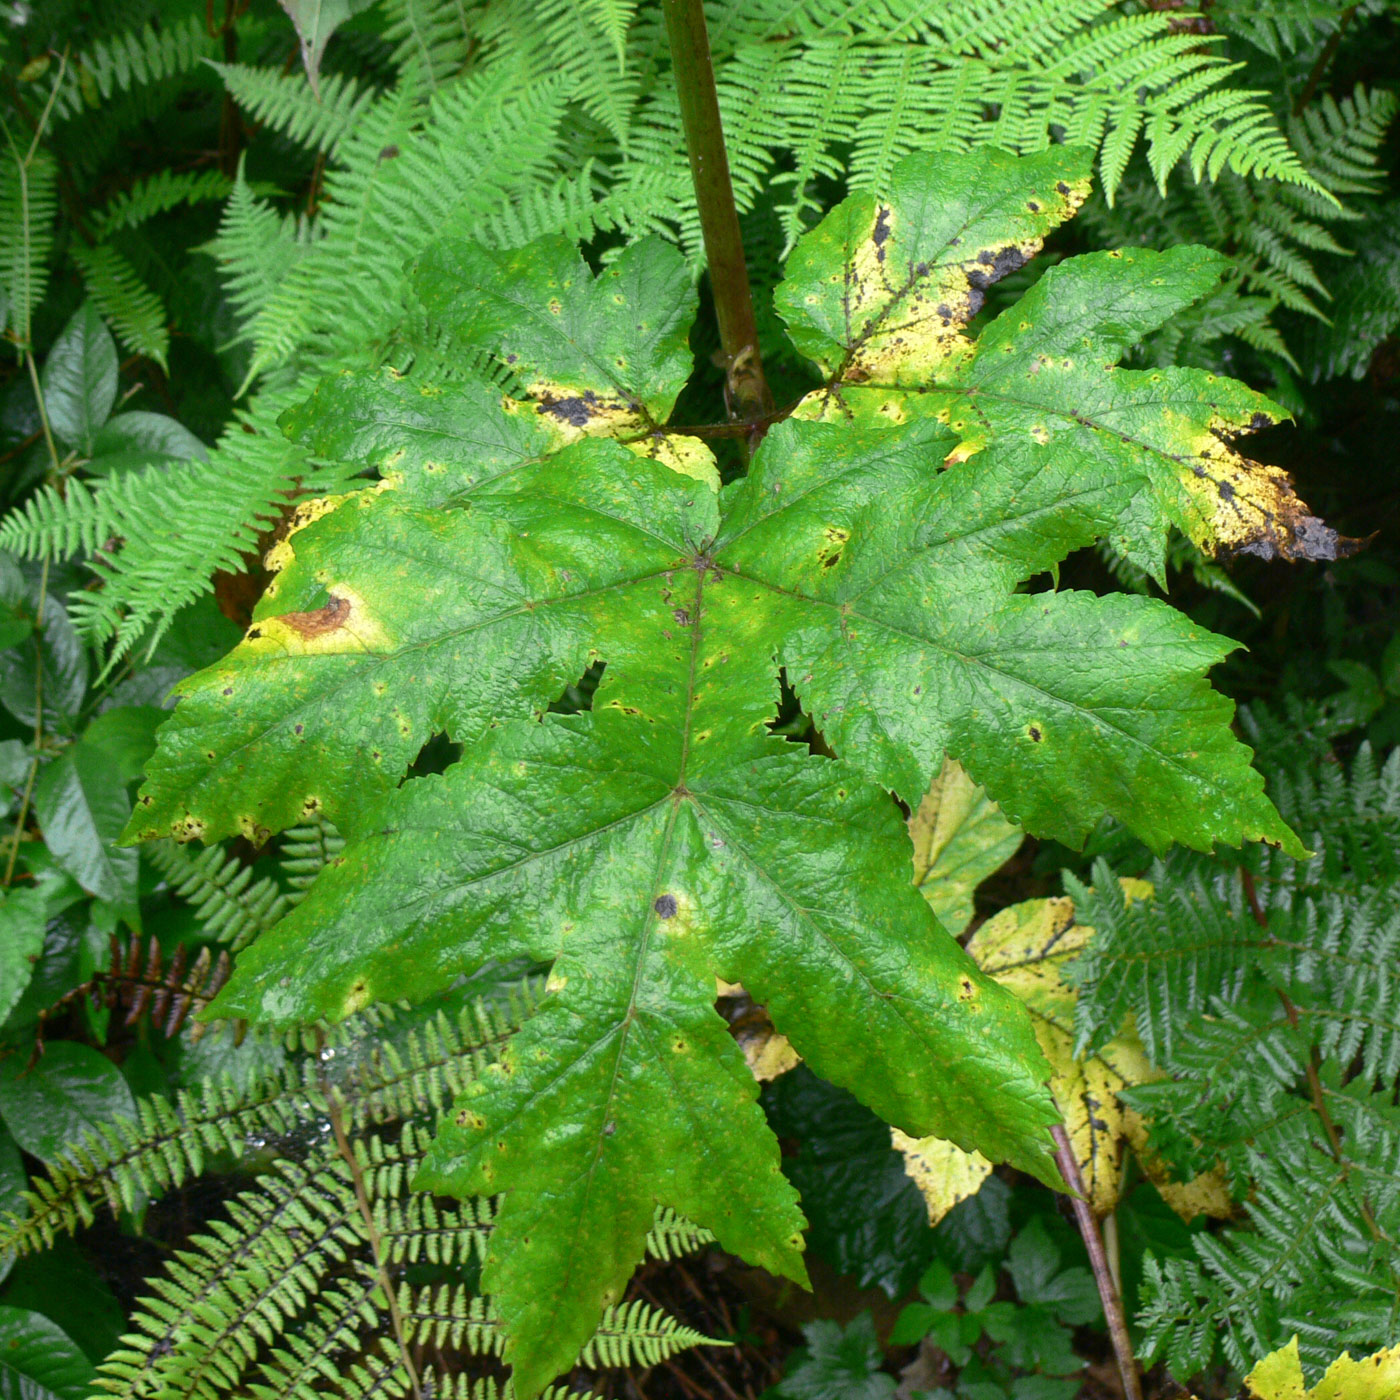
[1294,4,1358,116]
[1051,1125,1143,1400]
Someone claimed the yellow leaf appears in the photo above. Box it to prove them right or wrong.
[1242,1337,1400,1400]
[891,1128,991,1225]
[716,981,801,1082]
[909,756,1023,936]
[1173,411,1363,565]
[888,879,1233,1224]
[967,893,1151,1215]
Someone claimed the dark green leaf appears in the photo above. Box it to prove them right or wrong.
[86,410,207,477]
[1006,1222,1100,1326]
[0,598,88,734]
[0,1307,94,1400]
[0,1042,136,1164]
[1,1240,125,1363]
[934,1175,1013,1275]
[0,889,46,1026]
[764,1067,938,1298]
[33,744,137,911]
[774,1314,896,1400]
[39,304,117,453]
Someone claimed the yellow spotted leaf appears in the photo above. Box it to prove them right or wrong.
[411,233,719,489]
[1240,1337,1400,1400]
[910,755,1023,936]
[778,149,1359,577]
[891,1128,992,1226]
[894,880,1231,1223]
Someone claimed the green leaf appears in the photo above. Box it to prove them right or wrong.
[0,888,46,1026]
[1005,1221,1100,1326]
[276,0,375,95]
[411,233,718,485]
[280,369,559,509]
[934,1175,1013,1275]
[718,417,1298,854]
[33,743,138,912]
[775,1314,896,1400]
[87,410,208,477]
[78,706,164,786]
[0,595,87,734]
[1,1240,125,1364]
[0,1307,94,1400]
[0,1043,136,1165]
[38,304,117,453]
[765,1067,940,1299]
[175,436,1061,1390]
[0,558,29,653]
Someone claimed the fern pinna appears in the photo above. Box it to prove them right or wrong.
[128,146,1346,1397]
[0,981,721,1399]
[1067,741,1400,1375]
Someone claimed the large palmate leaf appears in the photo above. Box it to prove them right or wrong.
[129,146,1323,1397]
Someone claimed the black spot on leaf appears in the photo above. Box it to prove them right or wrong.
[542,397,592,427]
[653,894,678,919]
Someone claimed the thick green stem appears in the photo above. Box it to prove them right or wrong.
[662,0,773,427]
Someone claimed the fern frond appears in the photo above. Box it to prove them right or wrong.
[70,242,170,367]
[205,168,313,332]
[279,819,346,897]
[380,0,473,90]
[0,141,58,353]
[0,475,116,560]
[242,67,577,386]
[147,839,291,949]
[1142,1092,1400,1375]
[52,16,218,123]
[579,1298,724,1368]
[1211,0,1361,59]
[56,971,715,1399]
[645,1205,718,1261]
[212,63,379,154]
[1286,85,1398,209]
[94,1149,363,1400]
[0,991,529,1256]
[93,169,235,237]
[98,933,233,1040]
[1066,858,1252,1062]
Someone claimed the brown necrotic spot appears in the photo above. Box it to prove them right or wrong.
[653,894,678,919]
[1249,411,1272,431]
[379,144,399,161]
[1056,181,1071,194]
[282,594,351,639]
[1028,725,1043,742]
